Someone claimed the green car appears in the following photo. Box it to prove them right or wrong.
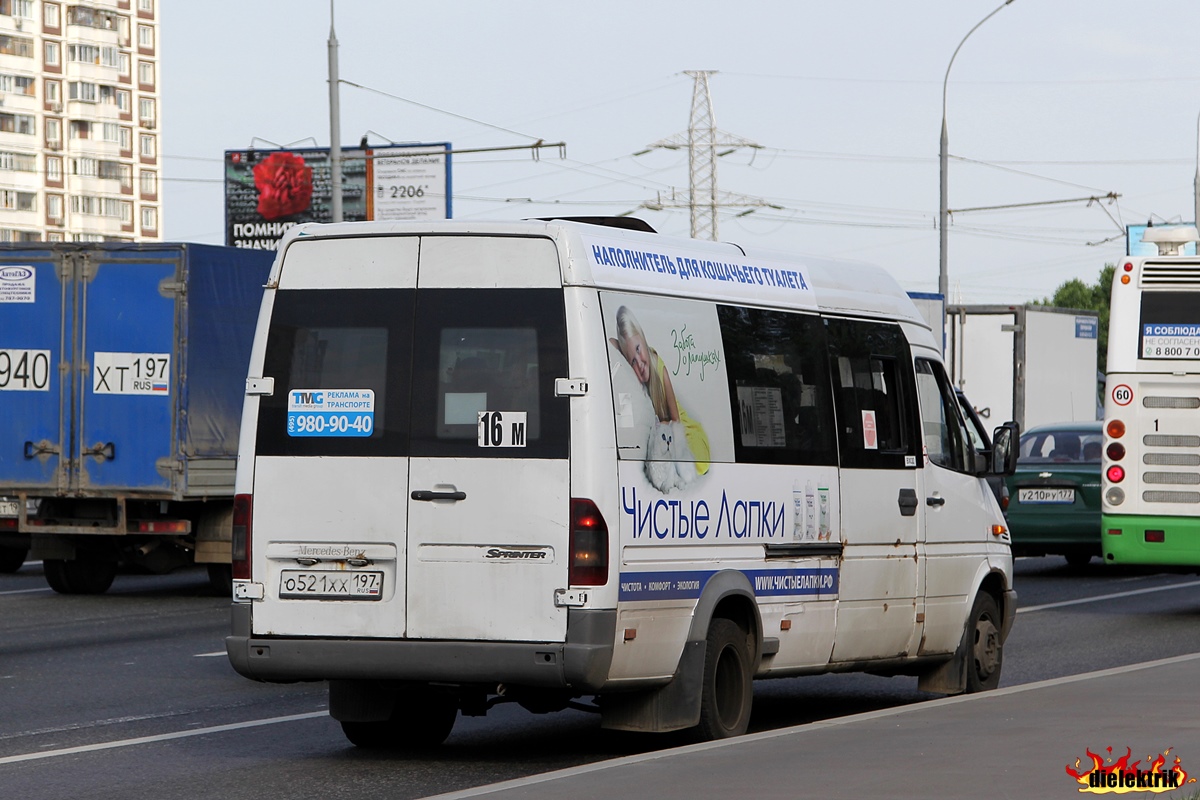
[1004,421,1103,567]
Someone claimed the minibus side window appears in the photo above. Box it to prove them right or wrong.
[824,318,920,470]
[915,358,974,473]
[717,305,838,466]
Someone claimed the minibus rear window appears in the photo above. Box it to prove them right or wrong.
[255,288,413,457]
[409,288,569,459]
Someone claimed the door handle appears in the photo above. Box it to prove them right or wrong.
[927,496,946,507]
[897,488,918,517]
[83,442,116,461]
[411,490,467,502]
[24,441,61,459]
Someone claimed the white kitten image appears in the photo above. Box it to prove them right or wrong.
[644,419,697,493]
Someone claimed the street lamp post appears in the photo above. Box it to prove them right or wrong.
[328,0,342,223]
[939,0,1016,315]
[1194,109,1199,231]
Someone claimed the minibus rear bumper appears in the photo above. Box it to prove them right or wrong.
[225,604,615,693]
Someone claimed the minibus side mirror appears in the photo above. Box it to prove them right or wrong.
[990,422,1020,476]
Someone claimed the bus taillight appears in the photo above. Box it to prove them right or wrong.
[1106,442,1125,461]
[1107,419,1125,439]
[1106,465,1125,483]
[232,494,252,580]
[569,498,609,586]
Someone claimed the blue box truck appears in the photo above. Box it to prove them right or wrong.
[0,243,273,593]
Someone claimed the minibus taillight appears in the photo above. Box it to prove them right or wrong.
[569,498,608,586]
[232,493,252,580]
[1107,419,1125,439]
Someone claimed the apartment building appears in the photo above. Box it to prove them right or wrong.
[0,0,159,242]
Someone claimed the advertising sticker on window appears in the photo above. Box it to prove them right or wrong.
[288,389,375,437]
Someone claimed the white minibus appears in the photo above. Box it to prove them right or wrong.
[226,217,1018,747]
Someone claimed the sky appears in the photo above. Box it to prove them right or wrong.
[160,1,1200,304]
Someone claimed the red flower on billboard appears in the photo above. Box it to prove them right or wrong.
[253,152,313,220]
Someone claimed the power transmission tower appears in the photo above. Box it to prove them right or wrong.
[638,70,778,240]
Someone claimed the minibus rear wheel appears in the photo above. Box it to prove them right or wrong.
[340,689,457,749]
[695,618,753,740]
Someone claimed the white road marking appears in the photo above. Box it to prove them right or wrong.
[193,651,228,658]
[0,711,327,765]
[0,587,52,596]
[1017,578,1200,614]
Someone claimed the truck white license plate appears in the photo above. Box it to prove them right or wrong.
[0,499,18,517]
[1018,488,1074,504]
[279,570,383,600]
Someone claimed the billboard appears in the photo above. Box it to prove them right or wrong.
[1126,223,1198,257]
[225,143,452,249]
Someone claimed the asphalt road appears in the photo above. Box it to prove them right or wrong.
[2,556,1198,800]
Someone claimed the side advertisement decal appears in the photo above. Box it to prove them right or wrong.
[582,233,819,309]
[602,293,733,485]
[601,292,840,546]
[619,567,839,601]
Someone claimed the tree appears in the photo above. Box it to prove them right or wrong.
[1034,263,1115,373]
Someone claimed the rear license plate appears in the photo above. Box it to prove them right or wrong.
[0,499,18,517]
[1018,488,1074,504]
[279,570,383,600]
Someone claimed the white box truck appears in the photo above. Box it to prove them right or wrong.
[947,304,1100,432]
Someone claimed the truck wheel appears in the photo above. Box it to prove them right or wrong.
[340,690,457,749]
[965,591,1003,693]
[44,558,117,595]
[695,618,753,740]
[0,545,28,573]
[206,563,233,596]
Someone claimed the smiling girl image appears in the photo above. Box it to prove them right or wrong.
[609,305,711,489]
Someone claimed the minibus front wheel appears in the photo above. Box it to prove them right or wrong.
[966,592,1003,693]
